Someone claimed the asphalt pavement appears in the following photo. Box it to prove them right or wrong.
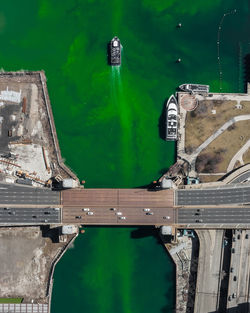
[0,207,60,224]
[0,182,60,205]
[227,229,250,312]
[176,185,250,206]
[178,207,250,224]
[194,230,224,313]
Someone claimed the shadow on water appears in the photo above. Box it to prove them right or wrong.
[158,99,167,141]
[131,227,176,313]
[130,226,162,243]
[244,53,250,92]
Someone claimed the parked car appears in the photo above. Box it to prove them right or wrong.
[232,248,235,253]
[237,234,240,240]
[246,234,249,239]
[146,212,154,215]
[119,216,126,220]
[233,276,237,281]
[230,267,234,273]
[143,208,151,212]
[87,212,94,215]
[75,216,82,219]
[116,212,122,216]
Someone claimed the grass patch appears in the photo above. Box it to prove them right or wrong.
[184,99,250,153]
[195,120,250,173]
[0,298,23,303]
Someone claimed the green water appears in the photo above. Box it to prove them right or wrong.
[0,0,249,312]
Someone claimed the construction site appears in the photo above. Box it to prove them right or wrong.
[0,71,79,188]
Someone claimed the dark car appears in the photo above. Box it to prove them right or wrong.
[232,248,235,253]
[233,276,237,281]
[246,234,249,239]
[75,216,82,219]
[44,212,51,215]
[237,234,240,240]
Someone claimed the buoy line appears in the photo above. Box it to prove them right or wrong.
[217,9,237,91]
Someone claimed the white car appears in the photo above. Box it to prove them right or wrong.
[163,216,170,220]
[119,216,126,220]
[143,208,151,212]
[87,212,94,215]
[116,212,122,216]
[54,207,60,211]
[82,208,90,212]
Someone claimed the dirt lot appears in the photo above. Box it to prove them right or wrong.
[184,100,250,154]
[0,226,67,303]
[195,120,250,173]
[198,175,223,183]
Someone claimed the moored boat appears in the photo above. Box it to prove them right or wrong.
[179,84,209,93]
[166,95,178,141]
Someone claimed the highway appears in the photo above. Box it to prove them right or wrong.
[227,230,250,312]
[0,182,60,205]
[178,207,250,224]
[230,172,250,184]
[0,207,60,224]
[194,230,224,313]
[176,185,250,206]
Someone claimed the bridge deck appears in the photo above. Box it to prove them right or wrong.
[62,188,175,225]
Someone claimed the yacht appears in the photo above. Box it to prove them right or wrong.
[109,37,121,66]
[179,84,209,93]
[166,95,178,141]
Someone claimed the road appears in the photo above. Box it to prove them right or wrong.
[62,188,174,207]
[176,185,250,206]
[194,230,224,313]
[0,182,60,205]
[230,171,250,184]
[227,230,250,312]
[178,207,250,225]
[62,206,175,225]
[62,188,175,225]
[0,207,60,224]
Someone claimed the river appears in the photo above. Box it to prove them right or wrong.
[0,0,249,312]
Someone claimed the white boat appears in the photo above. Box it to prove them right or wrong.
[166,95,178,141]
[179,84,209,93]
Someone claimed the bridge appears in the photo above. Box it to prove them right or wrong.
[2,181,250,227]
